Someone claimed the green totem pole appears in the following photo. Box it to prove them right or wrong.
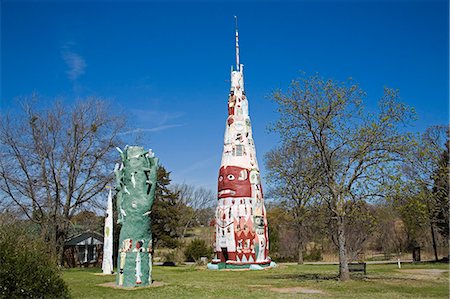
[114,146,158,287]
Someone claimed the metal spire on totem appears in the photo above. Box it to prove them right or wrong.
[235,16,239,72]
[208,18,272,270]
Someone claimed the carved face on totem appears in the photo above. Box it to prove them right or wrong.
[218,166,251,198]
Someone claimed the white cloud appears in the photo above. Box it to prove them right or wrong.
[118,124,185,136]
[62,51,86,81]
[129,108,184,127]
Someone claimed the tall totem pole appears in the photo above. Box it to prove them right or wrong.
[114,146,158,287]
[210,18,271,270]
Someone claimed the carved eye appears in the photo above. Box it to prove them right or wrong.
[227,174,235,180]
[218,176,223,182]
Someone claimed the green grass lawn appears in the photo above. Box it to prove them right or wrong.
[63,263,449,298]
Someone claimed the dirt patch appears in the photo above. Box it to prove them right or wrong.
[270,287,325,294]
[248,284,273,288]
[97,281,166,290]
[270,273,337,281]
[401,269,448,276]
[249,284,325,294]
[398,269,448,280]
[271,264,288,270]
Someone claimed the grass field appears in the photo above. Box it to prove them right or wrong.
[63,263,449,298]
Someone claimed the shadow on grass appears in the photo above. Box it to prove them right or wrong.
[362,275,420,282]
[268,273,405,282]
[268,273,339,282]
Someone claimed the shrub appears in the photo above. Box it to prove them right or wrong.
[163,250,177,265]
[304,246,323,262]
[270,253,297,263]
[184,239,212,262]
[0,225,70,298]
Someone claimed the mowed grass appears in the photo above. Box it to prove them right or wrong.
[63,263,449,298]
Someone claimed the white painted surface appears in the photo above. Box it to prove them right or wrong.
[102,189,114,274]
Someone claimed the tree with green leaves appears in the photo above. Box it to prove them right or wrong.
[266,205,294,261]
[271,74,414,280]
[184,239,213,263]
[432,137,449,240]
[0,225,70,298]
[393,192,429,252]
[151,166,182,248]
[400,125,448,260]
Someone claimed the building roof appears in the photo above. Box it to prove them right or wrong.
[65,231,104,246]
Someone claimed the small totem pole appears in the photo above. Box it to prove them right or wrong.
[114,146,158,287]
[102,188,114,274]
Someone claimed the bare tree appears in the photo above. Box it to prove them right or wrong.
[271,74,414,280]
[0,97,125,265]
[170,183,215,238]
[265,141,321,264]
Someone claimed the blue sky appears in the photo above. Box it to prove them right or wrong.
[1,0,448,192]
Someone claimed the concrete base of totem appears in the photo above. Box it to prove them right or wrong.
[207,260,276,270]
[98,281,165,290]
[93,273,115,276]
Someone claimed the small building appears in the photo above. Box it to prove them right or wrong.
[64,231,104,267]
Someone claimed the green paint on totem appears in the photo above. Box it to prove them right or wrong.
[115,146,158,287]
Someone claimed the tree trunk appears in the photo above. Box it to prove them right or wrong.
[181,217,193,239]
[57,225,68,267]
[58,243,65,267]
[45,220,59,261]
[297,239,304,264]
[337,215,350,281]
[427,204,439,261]
[430,221,439,261]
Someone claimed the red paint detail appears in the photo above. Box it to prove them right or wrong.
[228,94,236,116]
[136,240,142,249]
[234,217,256,262]
[228,251,236,260]
[218,166,251,198]
[217,251,225,262]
